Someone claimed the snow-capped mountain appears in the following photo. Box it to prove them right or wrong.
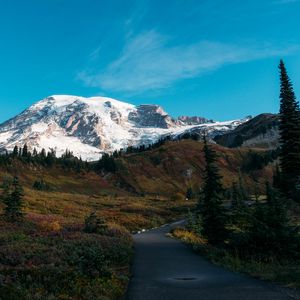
[0,95,249,161]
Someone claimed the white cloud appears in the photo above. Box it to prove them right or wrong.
[78,30,299,94]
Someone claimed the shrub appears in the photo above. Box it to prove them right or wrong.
[170,193,184,201]
[32,179,51,191]
[1,174,13,189]
[186,210,202,234]
[84,212,107,234]
[0,219,133,300]
[39,220,61,232]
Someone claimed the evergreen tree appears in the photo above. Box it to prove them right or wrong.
[62,149,73,159]
[247,182,297,257]
[265,182,288,231]
[278,60,300,201]
[112,150,119,158]
[230,180,249,229]
[231,182,242,208]
[40,148,46,160]
[230,174,250,209]
[186,187,193,200]
[198,135,227,245]
[3,176,24,221]
[237,172,250,201]
[295,178,300,202]
[45,150,56,166]
[272,164,281,190]
[96,153,116,173]
[253,181,260,202]
[2,179,11,203]
[22,144,28,157]
[12,145,18,157]
[32,148,38,157]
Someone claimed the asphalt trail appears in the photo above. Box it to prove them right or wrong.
[126,221,296,300]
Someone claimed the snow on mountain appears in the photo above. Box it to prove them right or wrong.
[214,113,279,149]
[177,116,214,125]
[0,95,249,161]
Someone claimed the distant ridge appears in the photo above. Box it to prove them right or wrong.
[214,113,279,149]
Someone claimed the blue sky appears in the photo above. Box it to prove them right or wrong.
[0,0,300,122]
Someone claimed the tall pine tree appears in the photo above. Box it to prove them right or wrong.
[12,146,18,157]
[231,182,244,209]
[3,176,24,221]
[198,135,227,245]
[278,60,300,202]
[22,144,28,157]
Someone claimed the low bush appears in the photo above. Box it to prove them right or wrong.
[0,217,133,299]
[170,193,184,201]
[32,179,51,191]
[84,212,107,234]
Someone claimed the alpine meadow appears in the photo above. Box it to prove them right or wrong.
[0,1,300,300]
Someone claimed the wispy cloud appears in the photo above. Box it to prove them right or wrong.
[88,45,102,61]
[78,30,299,94]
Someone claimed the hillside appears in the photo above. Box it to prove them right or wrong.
[0,155,194,231]
[214,113,279,149]
[0,139,277,229]
[112,139,275,196]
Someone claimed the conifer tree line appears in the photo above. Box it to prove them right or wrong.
[196,135,299,257]
[95,132,201,173]
[94,136,173,173]
[194,60,300,259]
[0,144,90,171]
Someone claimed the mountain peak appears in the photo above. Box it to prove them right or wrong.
[33,95,136,111]
[0,95,247,161]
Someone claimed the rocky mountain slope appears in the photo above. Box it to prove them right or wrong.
[0,95,248,161]
[214,113,279,149]
[177,116,214,125]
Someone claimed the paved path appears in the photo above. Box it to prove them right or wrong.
[126,221,296,300]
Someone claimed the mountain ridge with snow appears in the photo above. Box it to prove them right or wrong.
[0,95,249,161]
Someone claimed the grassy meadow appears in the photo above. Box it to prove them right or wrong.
[0,152,196,299]
[0,139,290,299]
